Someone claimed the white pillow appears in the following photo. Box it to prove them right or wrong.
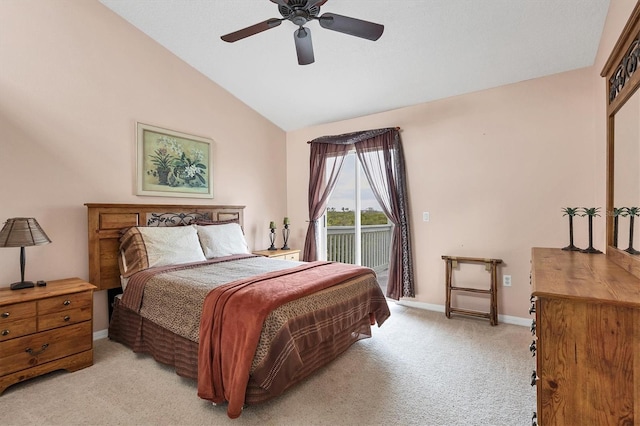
[196,223,250,258]
[143,225,207,267]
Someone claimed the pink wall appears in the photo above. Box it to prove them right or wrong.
[0,0,635,331]
[285,2,636,320]
[0,1,287,332]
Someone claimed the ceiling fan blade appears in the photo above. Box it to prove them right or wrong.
[318,13,384,41]
[306,0,328,8]
[294,27,314,65]
[221,18,282,43]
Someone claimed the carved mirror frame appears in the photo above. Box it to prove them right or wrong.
[602,2,640,279]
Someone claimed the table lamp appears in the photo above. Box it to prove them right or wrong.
[0,218,51,290]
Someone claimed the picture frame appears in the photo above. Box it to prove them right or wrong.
[136,123,213,198]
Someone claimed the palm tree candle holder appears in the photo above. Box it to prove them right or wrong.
[624,207,640,255]
[580,207,602,254]
[281,217,290,250]
[561,207,581,251]
[612,207,628,248]
[268,221,277,250]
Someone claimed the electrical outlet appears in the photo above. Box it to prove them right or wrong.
[423,212,430,222]
[503,275,512,286]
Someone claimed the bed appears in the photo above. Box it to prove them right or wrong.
[86,203,390,419]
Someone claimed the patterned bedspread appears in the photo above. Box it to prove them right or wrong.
[122,255,301,342]
[120,256,389,377]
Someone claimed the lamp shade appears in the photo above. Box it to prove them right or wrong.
[0,218,52,247]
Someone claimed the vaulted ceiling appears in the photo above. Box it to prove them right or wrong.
[100,0,610,131]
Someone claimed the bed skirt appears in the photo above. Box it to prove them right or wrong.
[108,297,374,406]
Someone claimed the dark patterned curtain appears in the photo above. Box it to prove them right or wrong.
[304,127,414,299]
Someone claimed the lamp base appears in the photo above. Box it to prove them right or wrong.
[10,281,35,290]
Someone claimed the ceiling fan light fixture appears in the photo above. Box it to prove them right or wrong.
[292,16,308,26]
[294,26,314,65]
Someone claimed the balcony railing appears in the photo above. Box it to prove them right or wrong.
[326,224,393,272]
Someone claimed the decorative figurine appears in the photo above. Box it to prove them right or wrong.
[268,221,277,250]
[282,217,290,250]
[561,207,581,251]
[624,207,640,255]
[612,207,628,248]
[580,207,602,254]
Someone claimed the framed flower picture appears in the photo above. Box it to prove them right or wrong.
[136,123,213,198]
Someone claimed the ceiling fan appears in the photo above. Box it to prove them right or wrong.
[220,0,384,65]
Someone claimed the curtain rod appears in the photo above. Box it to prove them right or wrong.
[306,127,401,144]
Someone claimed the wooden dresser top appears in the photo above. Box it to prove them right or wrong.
[531,247,640,308]
[0,277,95,306]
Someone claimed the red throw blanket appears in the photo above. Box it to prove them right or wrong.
[197,261,381,419]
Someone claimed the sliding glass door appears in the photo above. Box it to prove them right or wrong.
[322,151,391,290]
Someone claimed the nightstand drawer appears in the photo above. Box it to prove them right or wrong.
[253,249,301,260]
[38,291,92,315]
[0,318,37,342]
[0,302,36,325]
[0,321,92,377]
[38,306,92,331]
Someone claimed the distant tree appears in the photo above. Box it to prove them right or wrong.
[327,209,388,226]
[327,211,355,226]
[361,210,388,225]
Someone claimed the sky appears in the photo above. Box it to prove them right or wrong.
[326,153,381,211]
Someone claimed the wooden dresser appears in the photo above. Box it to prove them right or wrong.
[0,277,95,394]
[530,248,640,425]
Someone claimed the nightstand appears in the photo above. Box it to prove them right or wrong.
[0,277,96,395]
[252,248,301,261]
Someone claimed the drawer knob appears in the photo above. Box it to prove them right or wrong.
[1,312,9,318]
[531,412,537,426]
[1,329,9,336]
[528,303,536,315]
[63,300,71,306]
[64,315,71,322]
[529,340,537,357]
[25,343,49,356]
[530,370,537,387]
[530,320,536,335]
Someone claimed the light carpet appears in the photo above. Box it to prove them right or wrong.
[2,302,536,425]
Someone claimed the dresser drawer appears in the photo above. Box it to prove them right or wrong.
[0,317,37,342]
[0,321,92,377]
[0,301,36,325]
[38,306,92,332]
[282,253,299,261]
[38,291,92,315]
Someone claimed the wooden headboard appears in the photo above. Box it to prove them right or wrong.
[85,203,245,291]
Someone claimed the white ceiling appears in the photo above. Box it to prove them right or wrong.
[99,0,610,131]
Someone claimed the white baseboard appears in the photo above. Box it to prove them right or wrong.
[93,329,108,341]
[395,299,531,327]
